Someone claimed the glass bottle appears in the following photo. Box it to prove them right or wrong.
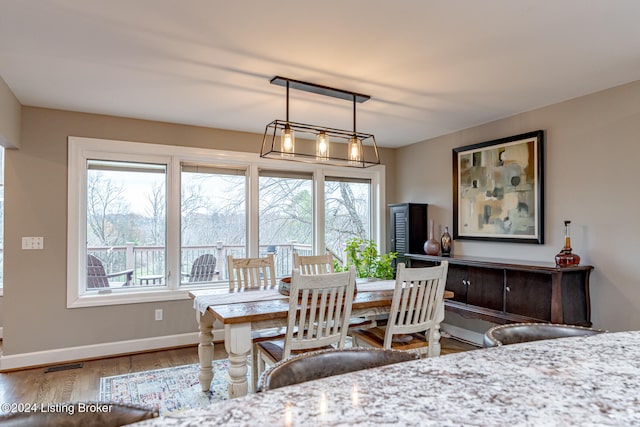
[440,226,452,257]
[555,220,580,266]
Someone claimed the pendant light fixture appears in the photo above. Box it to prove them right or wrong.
[261,76,380,168]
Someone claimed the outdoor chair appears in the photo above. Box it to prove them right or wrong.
[87,255,134,289]
[185,253,218,283]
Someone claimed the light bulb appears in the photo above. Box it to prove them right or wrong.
[316,131,330,160]
[348,137,362,164]
[281,125,295,157]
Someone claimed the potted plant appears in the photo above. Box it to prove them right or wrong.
[335,238,397,280]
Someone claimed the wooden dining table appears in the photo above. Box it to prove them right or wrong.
[189,280,453,398]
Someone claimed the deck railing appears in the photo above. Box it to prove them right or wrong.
[87,242,314,286]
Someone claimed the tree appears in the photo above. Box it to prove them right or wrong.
[86,172,129,247]
[145,182,166,245]
[259,176,312,245]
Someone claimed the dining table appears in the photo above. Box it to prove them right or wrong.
[131,330,640,426]
[189,279,454,398]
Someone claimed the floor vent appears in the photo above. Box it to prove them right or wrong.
[44,363,84,373]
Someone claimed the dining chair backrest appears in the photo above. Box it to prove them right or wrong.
[227,254,277,290]
[283,266,356,359]
[293,253,335,275]
[384,262,449,349]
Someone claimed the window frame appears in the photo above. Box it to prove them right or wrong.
[67,136,385,308]
[0,146,4,294]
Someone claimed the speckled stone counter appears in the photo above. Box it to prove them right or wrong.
[130,331,640,426]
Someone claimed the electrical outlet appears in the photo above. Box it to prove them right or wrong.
[155,309,163,321]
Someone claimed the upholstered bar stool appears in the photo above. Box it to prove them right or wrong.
[258,347,419,392]
[0,402,158,427]
[483,322,607,348]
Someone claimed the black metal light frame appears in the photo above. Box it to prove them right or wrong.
[260,76,380,168]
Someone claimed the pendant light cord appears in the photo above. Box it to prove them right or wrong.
[286,80,290,123]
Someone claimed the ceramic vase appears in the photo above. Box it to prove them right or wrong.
[423,220,441,255]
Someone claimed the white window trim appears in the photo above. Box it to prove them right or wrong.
[67,136,385,308]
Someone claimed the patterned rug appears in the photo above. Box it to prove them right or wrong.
[99,359,246,414]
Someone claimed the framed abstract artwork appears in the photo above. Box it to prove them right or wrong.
[453,130,544,244]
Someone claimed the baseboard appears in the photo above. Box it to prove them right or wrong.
[440,322,484,346]
[0,328,225,372]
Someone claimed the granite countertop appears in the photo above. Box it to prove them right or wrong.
[130,331,640,426]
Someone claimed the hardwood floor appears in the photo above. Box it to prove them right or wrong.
[0,337,478,407]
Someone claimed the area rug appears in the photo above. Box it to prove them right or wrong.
[99,359,249,414]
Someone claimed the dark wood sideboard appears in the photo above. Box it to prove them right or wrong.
[406,254,593,327]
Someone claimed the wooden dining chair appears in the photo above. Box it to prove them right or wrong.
[294,252,375,332]
[227,254,277,290]
[256,266,357,380]
[351,261,449,357]
[227,254,281,390]
[293,253,334,274]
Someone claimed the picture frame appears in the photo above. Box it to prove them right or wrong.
[453,130,544,244]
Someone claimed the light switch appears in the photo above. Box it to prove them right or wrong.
[22,236,44,250]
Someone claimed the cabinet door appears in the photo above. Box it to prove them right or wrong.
[445,264,468,303]
[504,271,551,321]
[389,205,408,255]
[466,267,504,311]
[560,270,590,325]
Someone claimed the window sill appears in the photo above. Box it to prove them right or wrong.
[68,287,192,308]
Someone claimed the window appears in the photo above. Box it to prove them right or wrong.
[259,170,313,278]
[67,137,384,307]
[324,176,372,259]
[86,160,166,290]
[181,164,247,285]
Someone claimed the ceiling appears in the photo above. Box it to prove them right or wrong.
[1,1,639,148]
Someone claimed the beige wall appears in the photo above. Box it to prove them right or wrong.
[396,80,640,333]
[2,107,395,356]
[0,75,21,148]
[0,75,22,332]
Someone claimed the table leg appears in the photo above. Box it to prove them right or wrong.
[224,322,252,398]
[196,310,216,391]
